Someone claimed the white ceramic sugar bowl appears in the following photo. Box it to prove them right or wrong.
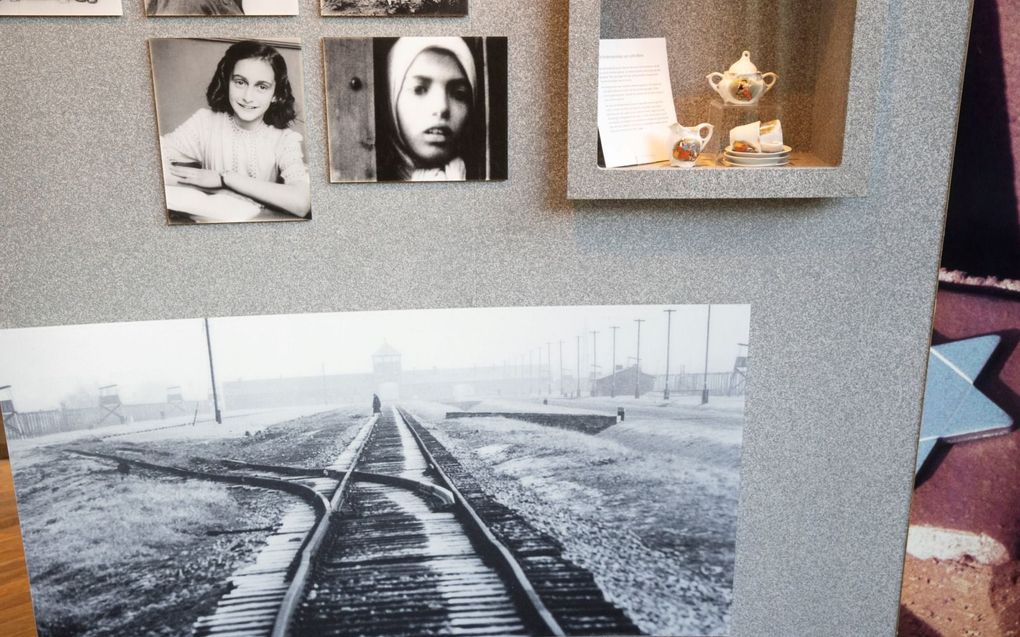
[707,51,778,105]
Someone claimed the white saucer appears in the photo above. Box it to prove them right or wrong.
[723,154,792,166]
[725,144,792,158]
[721,157,790,167]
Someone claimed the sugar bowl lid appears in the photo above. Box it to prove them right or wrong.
[727,51,759,75]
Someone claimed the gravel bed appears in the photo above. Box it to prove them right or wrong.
[82,408,369,470]
[420,414,738,636]
[14,450,293,637]
[12,408,370,636]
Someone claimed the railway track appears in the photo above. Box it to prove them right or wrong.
[396,409,640,637]
[283,407,560,636]
[76,407,640,636]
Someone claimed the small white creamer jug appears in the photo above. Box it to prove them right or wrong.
[669,122,714,167]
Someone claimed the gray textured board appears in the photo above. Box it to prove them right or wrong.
[0,0,971,635]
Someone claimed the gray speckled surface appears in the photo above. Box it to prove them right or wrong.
[0,0,970,635]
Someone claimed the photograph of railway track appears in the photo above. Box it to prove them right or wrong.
[0,304,749,637]
[321,0,467,17]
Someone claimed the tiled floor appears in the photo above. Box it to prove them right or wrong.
[0,460,36,637]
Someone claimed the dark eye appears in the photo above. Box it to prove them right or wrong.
[232,77,245,86]
[449,84,470,103]
[412,84,428,96]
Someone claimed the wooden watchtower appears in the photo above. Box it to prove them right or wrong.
[166,385,186,415]
[97,384,125,426]
[728,343,749,396]
[0,385,22,444]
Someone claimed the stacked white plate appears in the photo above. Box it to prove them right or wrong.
[721,145,792,167]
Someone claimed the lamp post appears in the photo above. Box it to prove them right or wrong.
[204,318,222,424]
[702,305,712,404]
[609,326,619,398]
[529,349,534,396]
[634,319,645,398]
[576,335,582,398]
[559,340,564,397]
[546,342,552,395]
[664,309,675,400]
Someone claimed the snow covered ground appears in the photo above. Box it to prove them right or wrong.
[404,395,743,635]
[8,404,347,456]
[6,395,742,635]
[6,406,368,637]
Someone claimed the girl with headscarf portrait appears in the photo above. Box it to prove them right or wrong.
[376,37,482,182]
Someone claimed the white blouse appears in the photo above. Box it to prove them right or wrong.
[161,109,309,185]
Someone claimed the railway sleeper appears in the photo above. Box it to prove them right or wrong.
[194,601,282,617]
[314,570,508,588]
[298,615,526,634]
[309,592,519,610]
[314,559,501,577]
[305,593,517,611]
[293,619,526,635]
[311,579,513,596]
[298,603,522,620]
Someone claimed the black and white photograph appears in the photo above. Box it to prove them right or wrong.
[149,38,311,224]
[145,0,299,16]
[1,304,748,637]
[323,37,507,182]
[0,0,122,16]
[321,0,466,17]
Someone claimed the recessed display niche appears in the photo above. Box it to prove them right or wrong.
[567,0,885,199]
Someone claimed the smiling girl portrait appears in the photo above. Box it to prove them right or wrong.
[149,38,311,224]
[323,36,507,183]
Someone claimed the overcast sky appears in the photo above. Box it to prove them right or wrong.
[0,305,750,410]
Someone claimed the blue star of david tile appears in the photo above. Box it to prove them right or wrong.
[916,335,1013,475]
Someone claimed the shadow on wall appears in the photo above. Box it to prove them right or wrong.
[940,0,1020,279]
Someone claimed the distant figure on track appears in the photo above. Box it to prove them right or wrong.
[372,394,381,414]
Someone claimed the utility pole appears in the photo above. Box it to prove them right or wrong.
[610,326,619,398]
[702,305,712,404]
[664,309,675,400]
[576,335,581,398]
[540,351,544,395]
[590,330,599,396]
[558,340,564,397]
[204,318,222,424]
[634,319,645,399]
[529,349,534,396]
[538,348,543,395]
[546,342,552,395]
